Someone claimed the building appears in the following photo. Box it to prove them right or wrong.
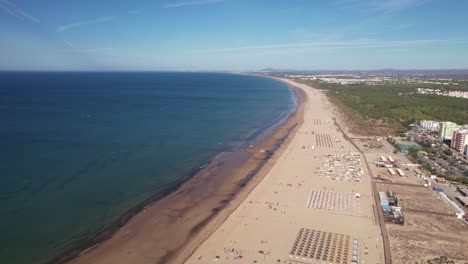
[419,120,440,130]
[379,191,405,224]
[396,168,406,177]
[378,192,389,208]
[455,196,468,209]
[382,206,404,224]
[439,122,460,140]
[434,177,447,183]
[457,187,468,197]
[386,191,398,206]
[450,130,468,153]
[376,160,395,168]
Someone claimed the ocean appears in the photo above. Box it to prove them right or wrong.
[0,72,294,264]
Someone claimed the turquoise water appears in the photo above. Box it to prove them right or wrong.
[0,72,294,264]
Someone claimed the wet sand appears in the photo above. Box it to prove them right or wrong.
[66,81,307,264]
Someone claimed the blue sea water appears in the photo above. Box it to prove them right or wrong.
[0,72,294,264]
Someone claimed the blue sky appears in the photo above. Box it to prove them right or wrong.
[1,0,468,70]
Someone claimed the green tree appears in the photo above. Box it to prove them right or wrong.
[443,149,453,156]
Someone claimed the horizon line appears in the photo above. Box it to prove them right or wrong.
[2,68,468,72]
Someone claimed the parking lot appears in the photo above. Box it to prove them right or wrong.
[430,179,468,214]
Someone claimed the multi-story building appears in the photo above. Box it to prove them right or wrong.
[439,122,459,140]
[451,130,468,153]
[419,120,440,130]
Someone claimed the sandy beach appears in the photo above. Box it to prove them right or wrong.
[65,80,307,264]
[185,78,385,264]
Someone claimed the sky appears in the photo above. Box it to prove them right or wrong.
[1,0,468,70]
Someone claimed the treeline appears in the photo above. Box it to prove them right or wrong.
[306,80,468,134]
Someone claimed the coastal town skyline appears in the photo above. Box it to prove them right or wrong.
[1,0,468,70]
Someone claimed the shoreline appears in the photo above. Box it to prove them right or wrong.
[170,81,307,264]
[185,78,385,264]
[62,78,306,264]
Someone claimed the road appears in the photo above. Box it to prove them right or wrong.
[402,208,456,217]
[333,119,392,264]
[377,182,426,188]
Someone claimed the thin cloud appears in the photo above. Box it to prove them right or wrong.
[0,0,40,23]
[60,39,113,54]
[57,16,115,33]
[336,0,427,13]
[164,0,224,8]
[204,39,468,53]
